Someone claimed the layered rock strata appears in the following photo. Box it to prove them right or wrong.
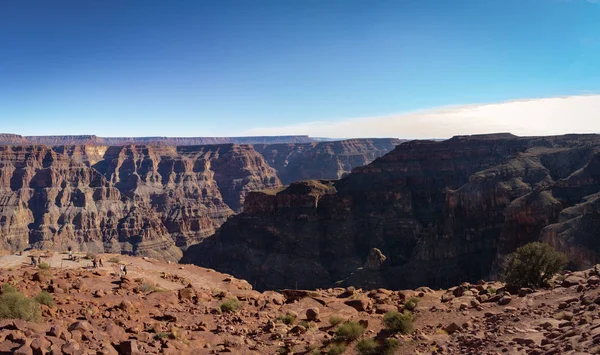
[0,139,399,260]
[184,134,600,290]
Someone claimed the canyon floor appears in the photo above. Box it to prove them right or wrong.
[0,252,598,354]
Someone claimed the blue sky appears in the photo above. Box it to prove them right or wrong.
[1,0,600,137]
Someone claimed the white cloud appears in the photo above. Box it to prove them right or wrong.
[242,95,600,139]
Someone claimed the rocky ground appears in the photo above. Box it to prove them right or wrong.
[0,251,599,354]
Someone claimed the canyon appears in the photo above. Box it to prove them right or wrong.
[0,137,401,260]
[184,133,600,291]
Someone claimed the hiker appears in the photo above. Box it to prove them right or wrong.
[69,250,72,260]
[119,264,124,276]
[123,264,128,275]
[92,259,97,268]
[38,256,42,265]
[30,255,36,266]
[98,258,103,267]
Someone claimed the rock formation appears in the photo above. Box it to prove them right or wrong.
[0,139,399,260]
[0,134,327,146]
[184,133,600,290]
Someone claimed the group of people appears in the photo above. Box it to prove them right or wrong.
[92,257,104,268]
[29,255,42,266]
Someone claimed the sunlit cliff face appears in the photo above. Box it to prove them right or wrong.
[244,95,600,139]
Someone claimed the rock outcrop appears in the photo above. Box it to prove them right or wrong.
[0,139,399,259]
[184,134,600,290]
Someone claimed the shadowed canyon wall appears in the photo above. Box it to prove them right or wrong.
[183,134,600,290]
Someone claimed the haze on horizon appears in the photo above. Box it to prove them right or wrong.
[1,0,600,139]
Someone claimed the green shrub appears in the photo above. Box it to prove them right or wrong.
[381,338,400,355]
[277,312,297,325]
[356,338,379,355]
[356,337,400,355]
[0,291,41,321]
[383,311,413,334]
[220,298,240,313]
[487,287,496,295]
[329,315,344,326]
[38,262,50,270]
[327,343,346,355]
[34,291,54,307]
[404,297,420,311]
[335,321,365,341]
[1,283,17,294]
[502,242,567,288]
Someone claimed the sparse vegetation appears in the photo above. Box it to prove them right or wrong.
[335,321,365,341]
[502,242,567,288]
[154,332,170,339]
[0,289,41,321]
[220,298,240,313]
[356,338,379,355]
[357,338,398,355]
[84,253,96,260]
[38,262,50,270]
[329,315,344,326]
[327,343,347,355]
[137,282,166,293]
[383,311,414,334]
[299,320,317,330]
[277,312,297,325]
[34,291,54,307]
[487,287,497,295]
[1,283,17,294]
[381,338,400,355]
[404,296,420,311]
[108,256,120,264]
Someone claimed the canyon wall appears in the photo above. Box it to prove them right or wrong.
[183,134,600,290]
[0,134,323,146]
[0,139,399,260]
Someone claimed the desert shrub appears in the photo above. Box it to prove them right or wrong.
[502,242,567,288]
[154,332,169,339]
[0,291,40,321]
[299,320,317,330]
[277,312,297,325]
[404,297,420,311]
[220,298,240,313]
[84,253,96,260]
[327,343,346,355]
[1,283,17,294]
[138,283,160,293]
[381,338,400,355]
[38,262,50,270]
[108,256,120,264]
[356,338,379,355]
[383,311,413,334]
[34,291,54,307]
[335,321,365,341]
[487,287,496,294]
[329,315,344,326]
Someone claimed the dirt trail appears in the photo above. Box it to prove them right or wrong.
[0,251,245,294]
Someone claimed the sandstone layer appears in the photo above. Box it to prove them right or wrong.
[184,134,600,290]
[0,139,399,260]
